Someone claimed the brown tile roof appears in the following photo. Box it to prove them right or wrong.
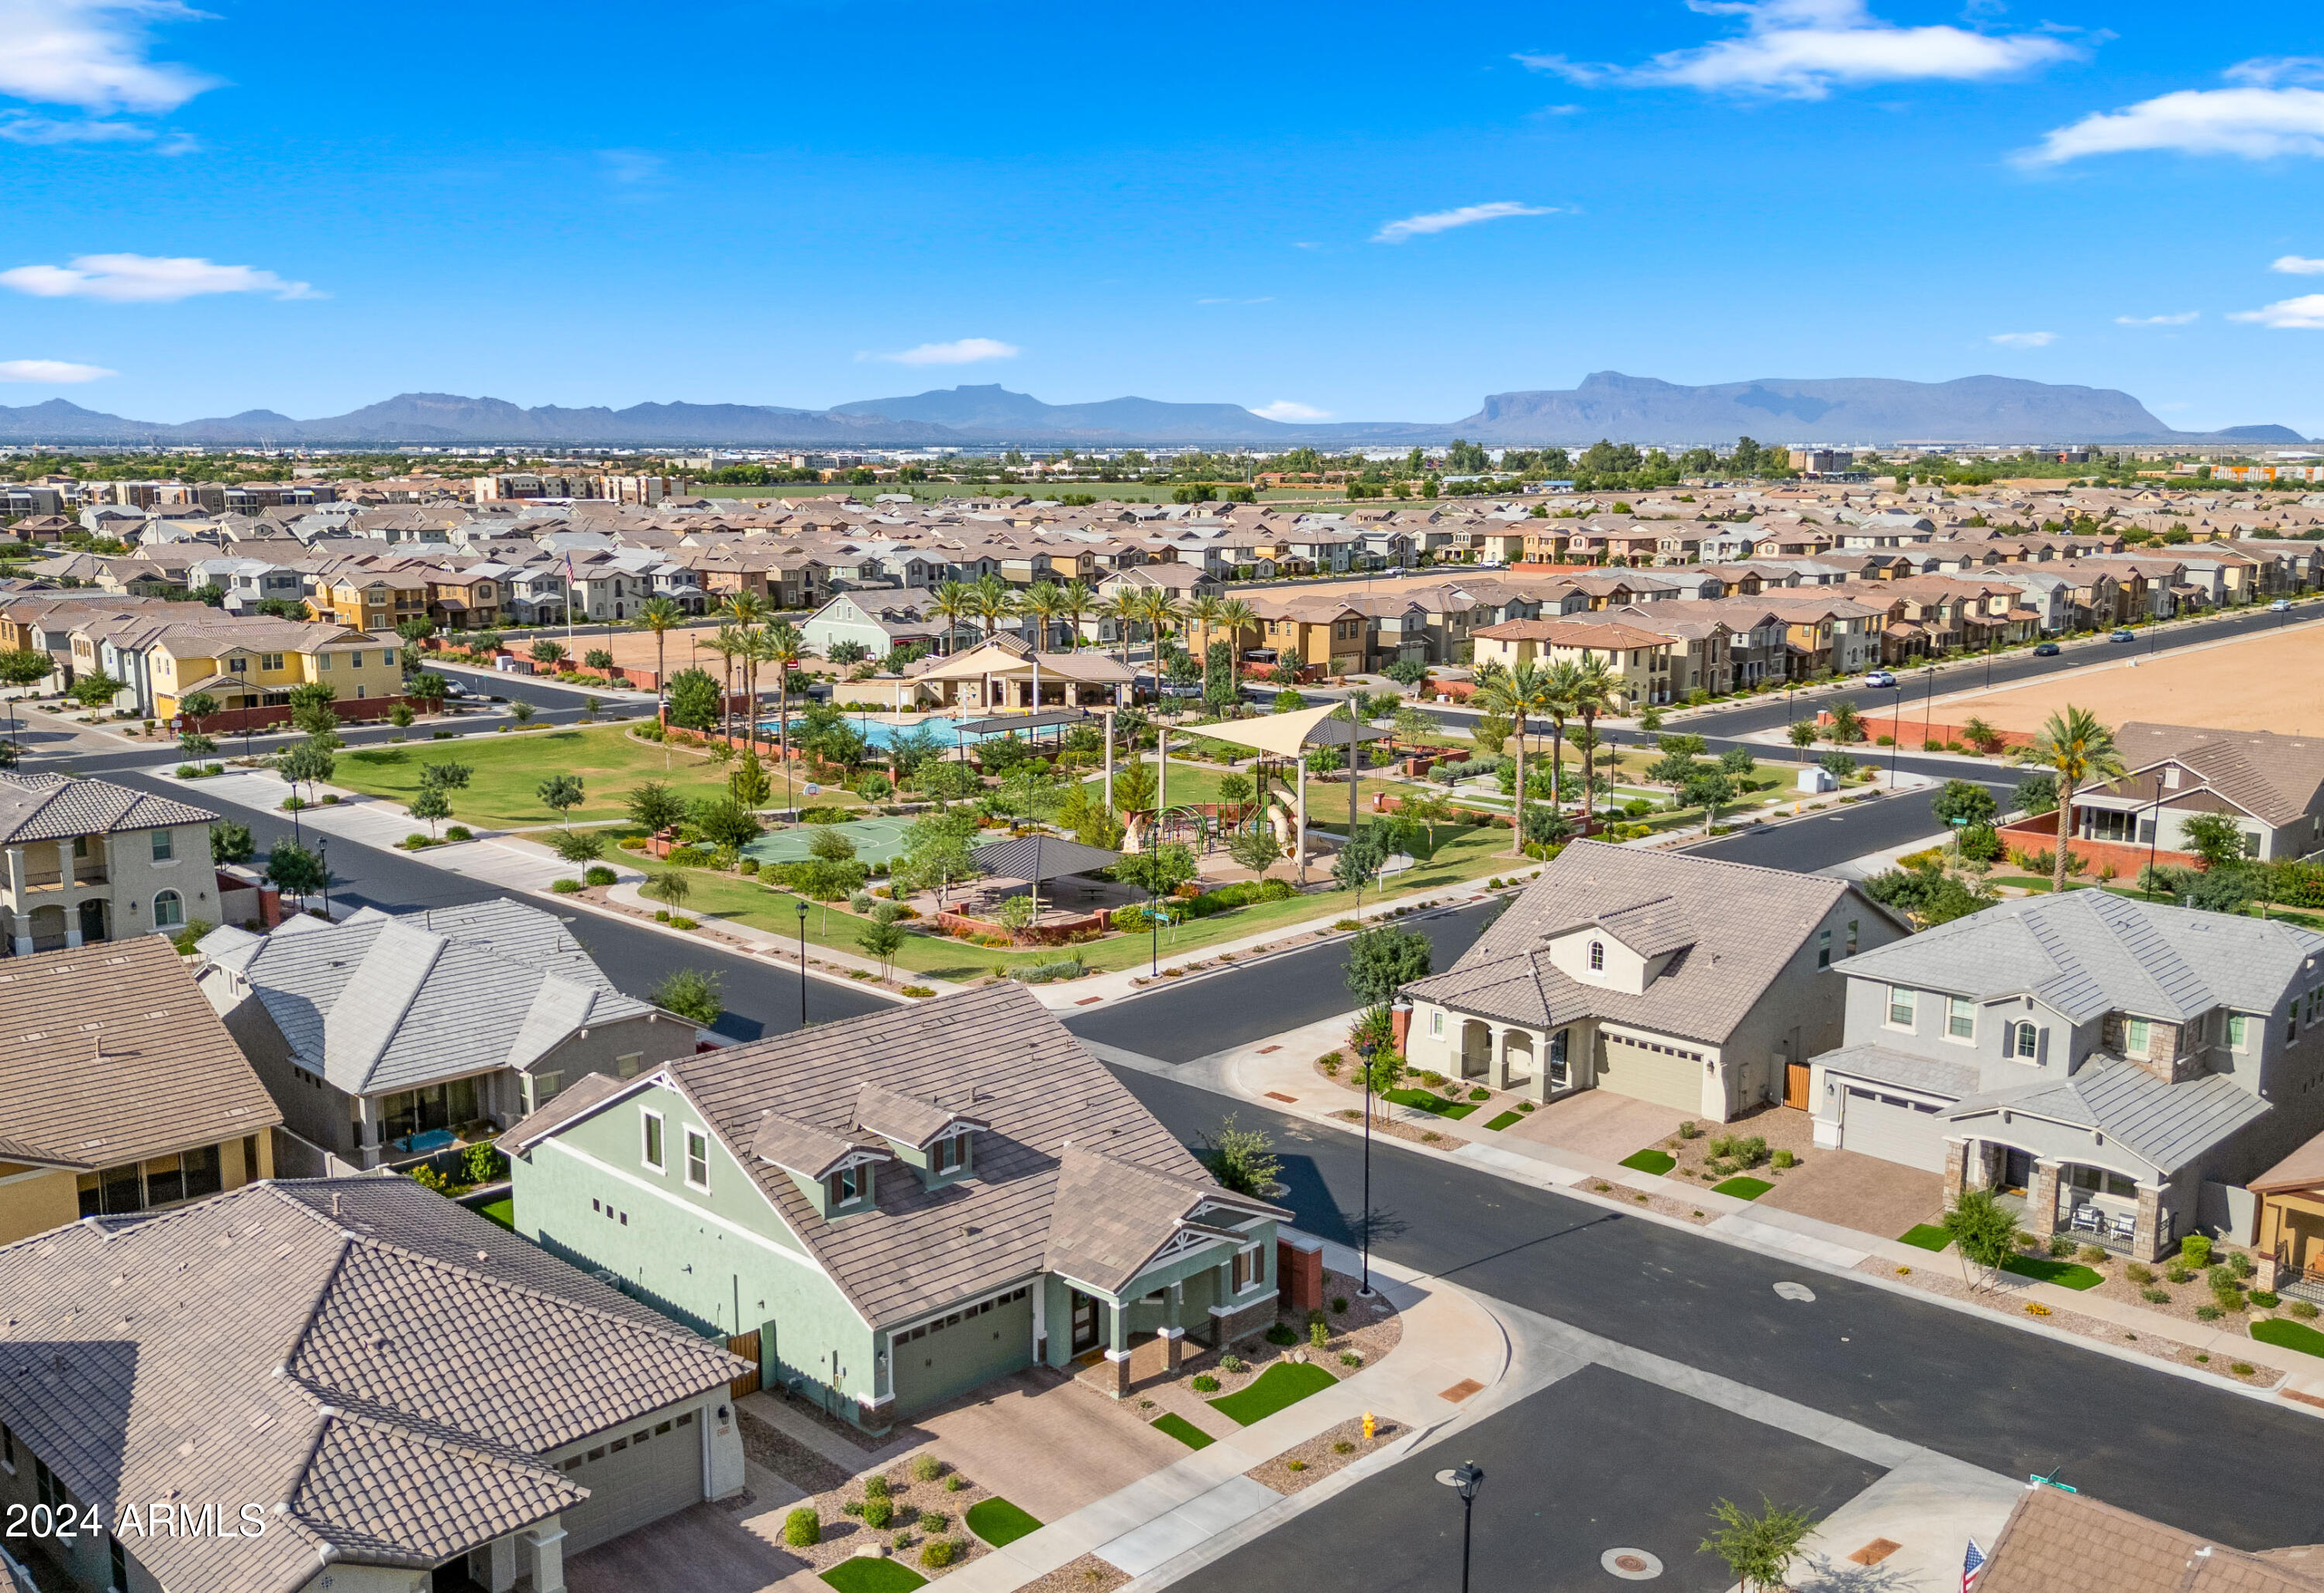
[0,936,279,1170]
[0,1177,743,1593]
[0,771,217,844]
[1976,1484,2324,1593]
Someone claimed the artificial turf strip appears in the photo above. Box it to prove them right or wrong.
[1619,1149,1677,1176]
[1151,1412,1213,1449]
[1383,1088,1459,1115]
[1712,1176,1774,1200]
[1483,1111,1525,1131]
[2250,1318,2324,1358]
[1899,1224,1954,1252]
[2000,1255,2105,1290]
[476,1197,514,1232]
[820,1559,928,1593]
[1208,1360,1339,1426]
[964,1498,1042,1548]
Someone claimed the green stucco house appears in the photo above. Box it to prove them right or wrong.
[500,983,1286,1433]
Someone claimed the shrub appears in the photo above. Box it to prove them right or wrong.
[663,843,710,867]
[2179,1233,2212,1268]
[2250,1290,2280,1309]
[911,1454,944,1483]
[1219,1354,1247,1372]
[1677,1120,1701,1139]
[738,857,759,876]
[584,865,617,886]
[1309,1319,1329,1350]
[841,1500,864,1517]
[944,1473,967,1492]
[2229,1249,2254,1279]
[1770,1149,1796,1170]
[917,1510,947,1533]
[2291,1299,2320,1320]
[2126,1262,2154,1284]
[920,1540,958,1570]
[2142,1287,2171,1304]
[861,1496,894,1530]
[2195,1304,2222,1322]
[2048,1235,2075,1258]
[445,825,473,842]
[2165,1265,2195,1284]
[1330,1296,1348,1313]
[2079,1245,2109,1265]
[551,877,583,894]
[1191,1374,1220,1392]
[782,1509,820,1547]
[1467,1087,1490,1101]
[1266,1323,1298,1346]
[2232,1361,2257,1377]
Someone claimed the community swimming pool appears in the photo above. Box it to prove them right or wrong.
[758,715,1047,750]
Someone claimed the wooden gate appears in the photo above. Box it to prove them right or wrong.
[726,1331,761,1398]
[1784,1063,1813,1111]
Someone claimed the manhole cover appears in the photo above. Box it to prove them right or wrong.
[1602,1547,1663,1579]
[1774,1281,1817,1303]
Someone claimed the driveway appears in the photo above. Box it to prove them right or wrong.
[1758,1145,1945,1241]
[901,1366,1188,1524]
[565,1495,809,1593]
[1499,1089,1690,1162]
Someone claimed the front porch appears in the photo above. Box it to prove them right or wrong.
[1942,1135,2171,1262]
[1449,1015,1583,1104]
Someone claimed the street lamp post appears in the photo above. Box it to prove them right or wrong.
[319,838,331,919]
[1353,1035,1377,1299]
[794,900,810,1028]
[1437,1461,1485,1593]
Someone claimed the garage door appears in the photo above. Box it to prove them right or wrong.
[890,1286,1035,1416]
[1597,1034,1703,1113]
[1840,1085,1947,1171]
[559,1407,704,1555]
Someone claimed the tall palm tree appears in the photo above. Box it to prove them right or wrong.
[704,626,746,742]
[1566,656,1621,837]
[931,581,975,655]
[763,620,805,806]
[2014,705,2125,895]
[634,595,683,717]
[971,574,1016,644]
[1019,582,1067,713]
[1537,658,1584,809]
[1136,589,1185,654]
[717,590,770,752]
[1057,578,1096,652]
[1187,594,1226,668]
[1107,589,1144,664]
[1475,659,1556,858]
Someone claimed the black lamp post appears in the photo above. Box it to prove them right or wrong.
[1439,1461,1485,1593]
[319,838,331,919]
[794,899,810,1028]
[1353,1033,1377,1299]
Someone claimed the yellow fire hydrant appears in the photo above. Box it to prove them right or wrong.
[1362,1411,1377,1441]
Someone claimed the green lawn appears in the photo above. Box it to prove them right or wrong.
[819,1558,927,1593]
[963,1498,1041,1548]
[476,1197,514,1232]
[1384,1087,1480,1120]
[2250,1318,2324,1358]
[2001,1255,2105,1290]
[1899,1224,1954,1252]
[1620,1149,1676,1176]
[1712,1176,1773,1201]
[1151,1412,1213,1450]
[1208,1360,1338,1426]
[1483,1111,1525,1131]
[332,725,738,828]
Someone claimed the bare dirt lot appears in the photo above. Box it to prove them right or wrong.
[1927,624,2324,738]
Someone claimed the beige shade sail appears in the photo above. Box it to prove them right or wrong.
[1182,703,1391,760]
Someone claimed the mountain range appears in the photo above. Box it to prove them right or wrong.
[0,373,2304,448]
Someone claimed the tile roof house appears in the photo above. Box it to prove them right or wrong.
[0,1177,746,1593]
[194,900,693,1172]
[499,982,1286,1432]
[1402,842,1907,1121]
[1809,892,2324,1262]
[0,772,222,956]
[0,936,281,1245]
[1973,1481,2324,1592]
[2030,721,2324,867]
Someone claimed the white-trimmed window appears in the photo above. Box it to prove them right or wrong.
[2126,1018,2152,1056]
[685,1126,710,1190]
[151,829,173,861]
[1886,987,1916,1028]
[2013,1021,2039,1060]
[641,1110,664,1172]
[1428,1010,1444,1038]
[932,1135,964,1175]
[152,889,184,929]
[1946,997,1975,1042]
[2229,1014,2250,1052]
[1588,941,1604,971]
[1232,1244,1260,1293]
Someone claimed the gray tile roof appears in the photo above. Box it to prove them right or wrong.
[0,1177,742,1593]
[1407,841,1869,1046]
[1833,891,2324,1025]
[0,771,215,843]
[660,984,1281,1327]
[0,936,280,1169]
[1811,1042,1978,1100]
[198,900,661,1097]
[969,835,1124,884]
[1947,1058,2271,1173]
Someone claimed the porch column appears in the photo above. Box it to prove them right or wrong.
[486,1534,517,1593]
[521,1523,567,1593]
[1102,1298,1133,1399]
[1161,1282,1186,1372]
[355,1095,381,1170]
[2132,1184,2168,1265]
[59,839,79,948]
[1941,1138,1971,1210]
[5,846,26,956]
[2029,1159,2063,1239]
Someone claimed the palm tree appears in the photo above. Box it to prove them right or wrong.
[1475,659,1556,858]
[1107,589,1144,664]
[971,574,1016,644]
[763,621,804,806]
[705,626,746,742]
[1057,578,1096,652]
[931,581,975,655]
[1019,582,1067,714]
[1216,596,1256,654]
[1538,658,1583,809]
[1566,656,1621,836]
[717,592,770,751]
[634,596,683,719]
[2014,705,2125,895]
[1136,589,1184,655]
[1187,594,1226,668]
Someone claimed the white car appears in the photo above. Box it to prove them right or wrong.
[2271,599,2294,613]
[1864,670,1899,688]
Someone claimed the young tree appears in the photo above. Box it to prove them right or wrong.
[410,785,452,839]
[1699,1497,1820,1593]
[552,828,604,881]
[692,795,764,851]
[1823,697,1865,744]
[174,688,219,723]
[1931,779,1999,829]
[2013,706,2125,895]
[666,668,720,731]
[1717,746,1756,779]
[856,902,907,980]
[1116,842,1196,908]
[510,699,536,726]
[649,966,723,1025]
[1681,767,1734,832]
[279,737,335,802]
[419,758,472,798]
[583,647,615,671]
[265,840,328,904]
[2181,812,2250,873]
[728,750,773,809]
[1346,922,1432,1005]
[69,671,126,711]
[209,819,256,865]
[901,809,980,906]
[625,779,687,836]
[0,650,53,695]
[1199,1114,1281,1198]
[1941,1186,2023,1293]
[1272,688,1306,714]
[536,773,585,826]
[1226,826,1281,872]
[1787,719,1819,758]
[389,702,416,730]
[177,730,218,760]
[642,870,693,913]
[404,672,449,712]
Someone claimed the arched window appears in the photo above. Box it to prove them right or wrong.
[2014,1021,2040,1059]
[1588,940,1604,971]
[153,890,184,929]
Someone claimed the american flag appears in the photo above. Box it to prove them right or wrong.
[1962,1536,1986,1590]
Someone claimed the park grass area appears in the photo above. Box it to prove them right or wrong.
[819,1558,927,1593]
[330,725,737,828]
[2001,1255,2105,1290]
[1483,1110,1525,1131]
[1899,1224,1954,1252]
[1207,1361,1337,1427]
[476,1197,514,1231]
[1150,1412,1213,1450]
[1383,1087,1480,1120]
[1711,1176,1773,1201]
[2250,1318,2324,1358]
[1620,1148,1677,1176]
[963,1499,1041,1548]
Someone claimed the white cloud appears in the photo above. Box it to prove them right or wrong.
[0,253,319,302]
[1989,331,2057,347]
[1252,400,1330,422]
[0,358,113,382]
[0,112,151,143]
[0,0,218,115]
[1373,201,1556,244]
[2272,255,2324,274]
[863,338,1019,366]
[2024,62,2324,164]
[2229,294,2324,329]
[1195,296,1274,305]
[2114,311,2199,325]
[1522,0,2078,101]
[599,149,663,186]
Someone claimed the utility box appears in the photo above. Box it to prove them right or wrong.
[1796,766,1838,794]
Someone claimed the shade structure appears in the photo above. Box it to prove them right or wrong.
[1184,702,1391,760]
[954,708,1090,737]
[970,834,1123,884]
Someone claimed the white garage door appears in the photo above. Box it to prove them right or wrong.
[1597,1034,1703,1114]
[1840,1085,1947,1171]
[559,1407,705,1555]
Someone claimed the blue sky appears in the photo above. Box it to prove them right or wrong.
[5,0,2324,434]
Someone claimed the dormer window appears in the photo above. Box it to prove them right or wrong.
[933,1134,964,1175]
[828,1166,861,1206]
[1588,941,1604,971]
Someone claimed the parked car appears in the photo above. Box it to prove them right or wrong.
[2109,628,2137,643]
[2271,598,2294,613]
[1864,670,1898,688]
[2032,641,2061,657]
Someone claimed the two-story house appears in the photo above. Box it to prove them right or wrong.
[194,899,694,1171]
[1810,892,2324,1262]
[1402,843,1908,1121]
[500,984,1287,1434]
[146,619,405,725]
[307,565,428,630]
[0,773,219,953]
